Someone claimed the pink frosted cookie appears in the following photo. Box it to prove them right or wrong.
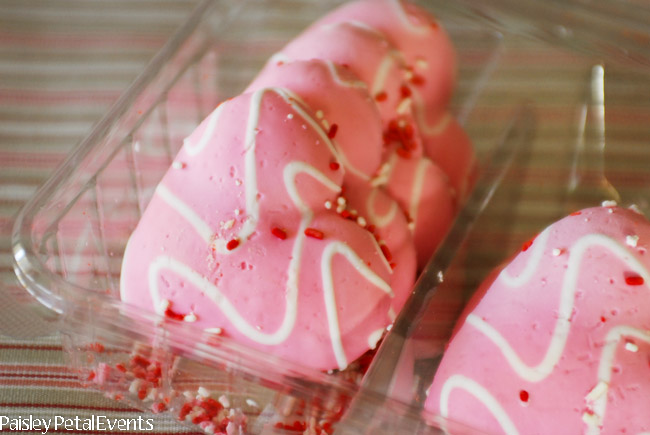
[120,88,399,371]
[373,151,456,269]
[426,205,650,434]
[268,19,424,158]
[316,0,456,122]
[247,59,383,182]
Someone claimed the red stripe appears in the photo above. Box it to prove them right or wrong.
[0,344,63,351]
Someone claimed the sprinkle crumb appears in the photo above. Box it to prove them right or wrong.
[218,395,230,408]
[357,216,367,227]
[172,161,186,170]
[234,209,241,216]
[315,110,324,119]
[552,248,564,256]
[626,235,639,247]
[222,219,235,230]
[245,399,259,408]
[602,200,617,207]
[235,179,242,186]
[287,113,294,120]
[183,312,197,323]
[437,271,444,283]
[324,200,332,210]
[415,59,429,70]
[625,341,639,352]
[337,197,346,206]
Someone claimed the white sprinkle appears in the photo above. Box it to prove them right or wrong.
[234,209,241,216]
[302,124,307,130]
[158,299,171,312]
[629,204,643,214]
[585,381,608,402]
[337,197,346,206]
[222,219,235,230]
[404,70,414,81]
[602,200,617,207]
[324,200,332,210]
[321,119,330,130]
[315,110,324,119]
[626,235,639,247]
[235,179,242,186]
[357,216,367,227]
[625,341,639,352]
[206,327,223,335]
[134,141,142,152]
[287,113,294,120]
[415,58,429,70]
[552,248,564,256]
[145,387,159,402]
[396,98,413,115]
[172,161,186,169]
[198,386,211,398]
[336,205,345,214]
[245,398,259,408]
[129,379,142,394]
[218,395,231,408]
[437,271,444,283]
[184,312,197,323]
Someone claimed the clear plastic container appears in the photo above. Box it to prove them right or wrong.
[10,0,650,433]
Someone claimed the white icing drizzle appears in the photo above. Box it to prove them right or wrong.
[389,0,434,36]
[411,91,452,136]
[324,60,367,89]
[439,374,519,435]
[156,185,212,243]
[407,157,432,234]
[371,51,402,96]
[184,103,225,156]
[366,187,399,228]
[585,326,650,435]
[467,233,650,384]
[142,89,393,368]
[368,328,385,349]
[499,229,551,288]
[322,241,394,368]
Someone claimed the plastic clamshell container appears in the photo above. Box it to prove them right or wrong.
[10,0,650,433]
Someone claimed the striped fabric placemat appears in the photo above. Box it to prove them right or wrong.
[1,0,650,433]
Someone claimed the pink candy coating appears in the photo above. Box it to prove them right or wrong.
[426,206,650,434]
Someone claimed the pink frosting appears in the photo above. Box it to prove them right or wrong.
[426,205,650,434]
[120,89,399,371]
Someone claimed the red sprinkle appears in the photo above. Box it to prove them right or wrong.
[164,306,185,321]
[226,239,240,250]
[115,363,127,373]
[570,211,582,216]
[366,224,376,234]
[521,238,535,252]
[375,91,388,102]
[138,386,148,400]
[88,342,105,353]
[625,274,645,286]
[305,228,325,240]
[87,371,96,381]
[328,124,339,139]
[400,85,412,98]
[380,244,393,262]
[152,402,167,413]
[410,74,426,86]
[601,316,607,323]
[271,227,287,240]
[396,147,412,159]
[329,161,340,171]
[519,390,529,403]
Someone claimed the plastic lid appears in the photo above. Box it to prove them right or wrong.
[453,0,650,67]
